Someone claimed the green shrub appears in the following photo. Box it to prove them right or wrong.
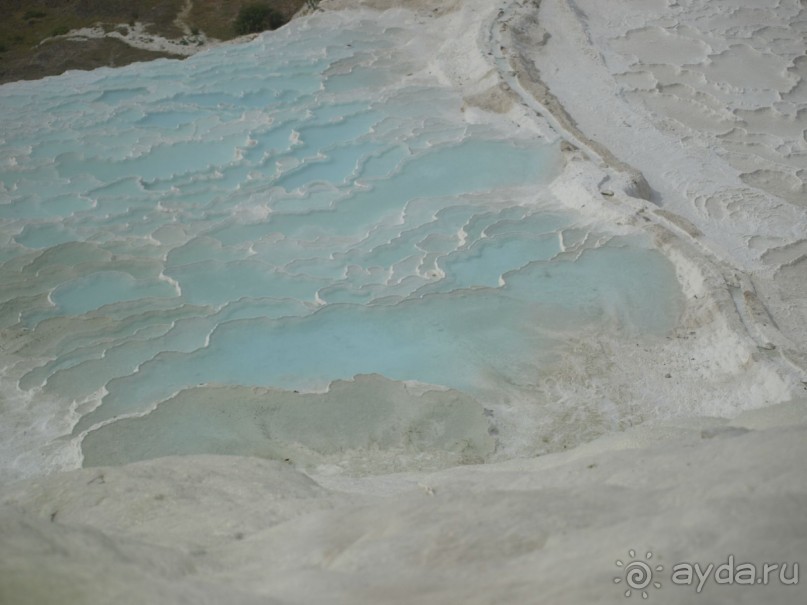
[234,3,286,36]
[51,26,69,37]
[190,26,200,36]
[0,43,7,53]
[24,10,47,20]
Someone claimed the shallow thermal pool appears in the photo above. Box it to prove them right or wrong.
[0,11,684,478]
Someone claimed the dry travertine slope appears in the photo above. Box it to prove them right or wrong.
[3,403,806,604]
[2,1,807,603]
[512,0,807,370]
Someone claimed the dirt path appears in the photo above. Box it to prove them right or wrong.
[174,0,194,36]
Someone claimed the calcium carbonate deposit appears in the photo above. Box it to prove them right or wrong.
[0,9,686,479]
[1,2,805,604]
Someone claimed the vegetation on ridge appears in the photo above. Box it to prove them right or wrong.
[234,3,288,35]
[0,0,308,84]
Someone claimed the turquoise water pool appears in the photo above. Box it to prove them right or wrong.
[0,12,683,475]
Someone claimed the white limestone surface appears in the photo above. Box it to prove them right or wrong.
[2,1,806,603]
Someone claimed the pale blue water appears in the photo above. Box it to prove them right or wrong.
[0,12,683,473]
